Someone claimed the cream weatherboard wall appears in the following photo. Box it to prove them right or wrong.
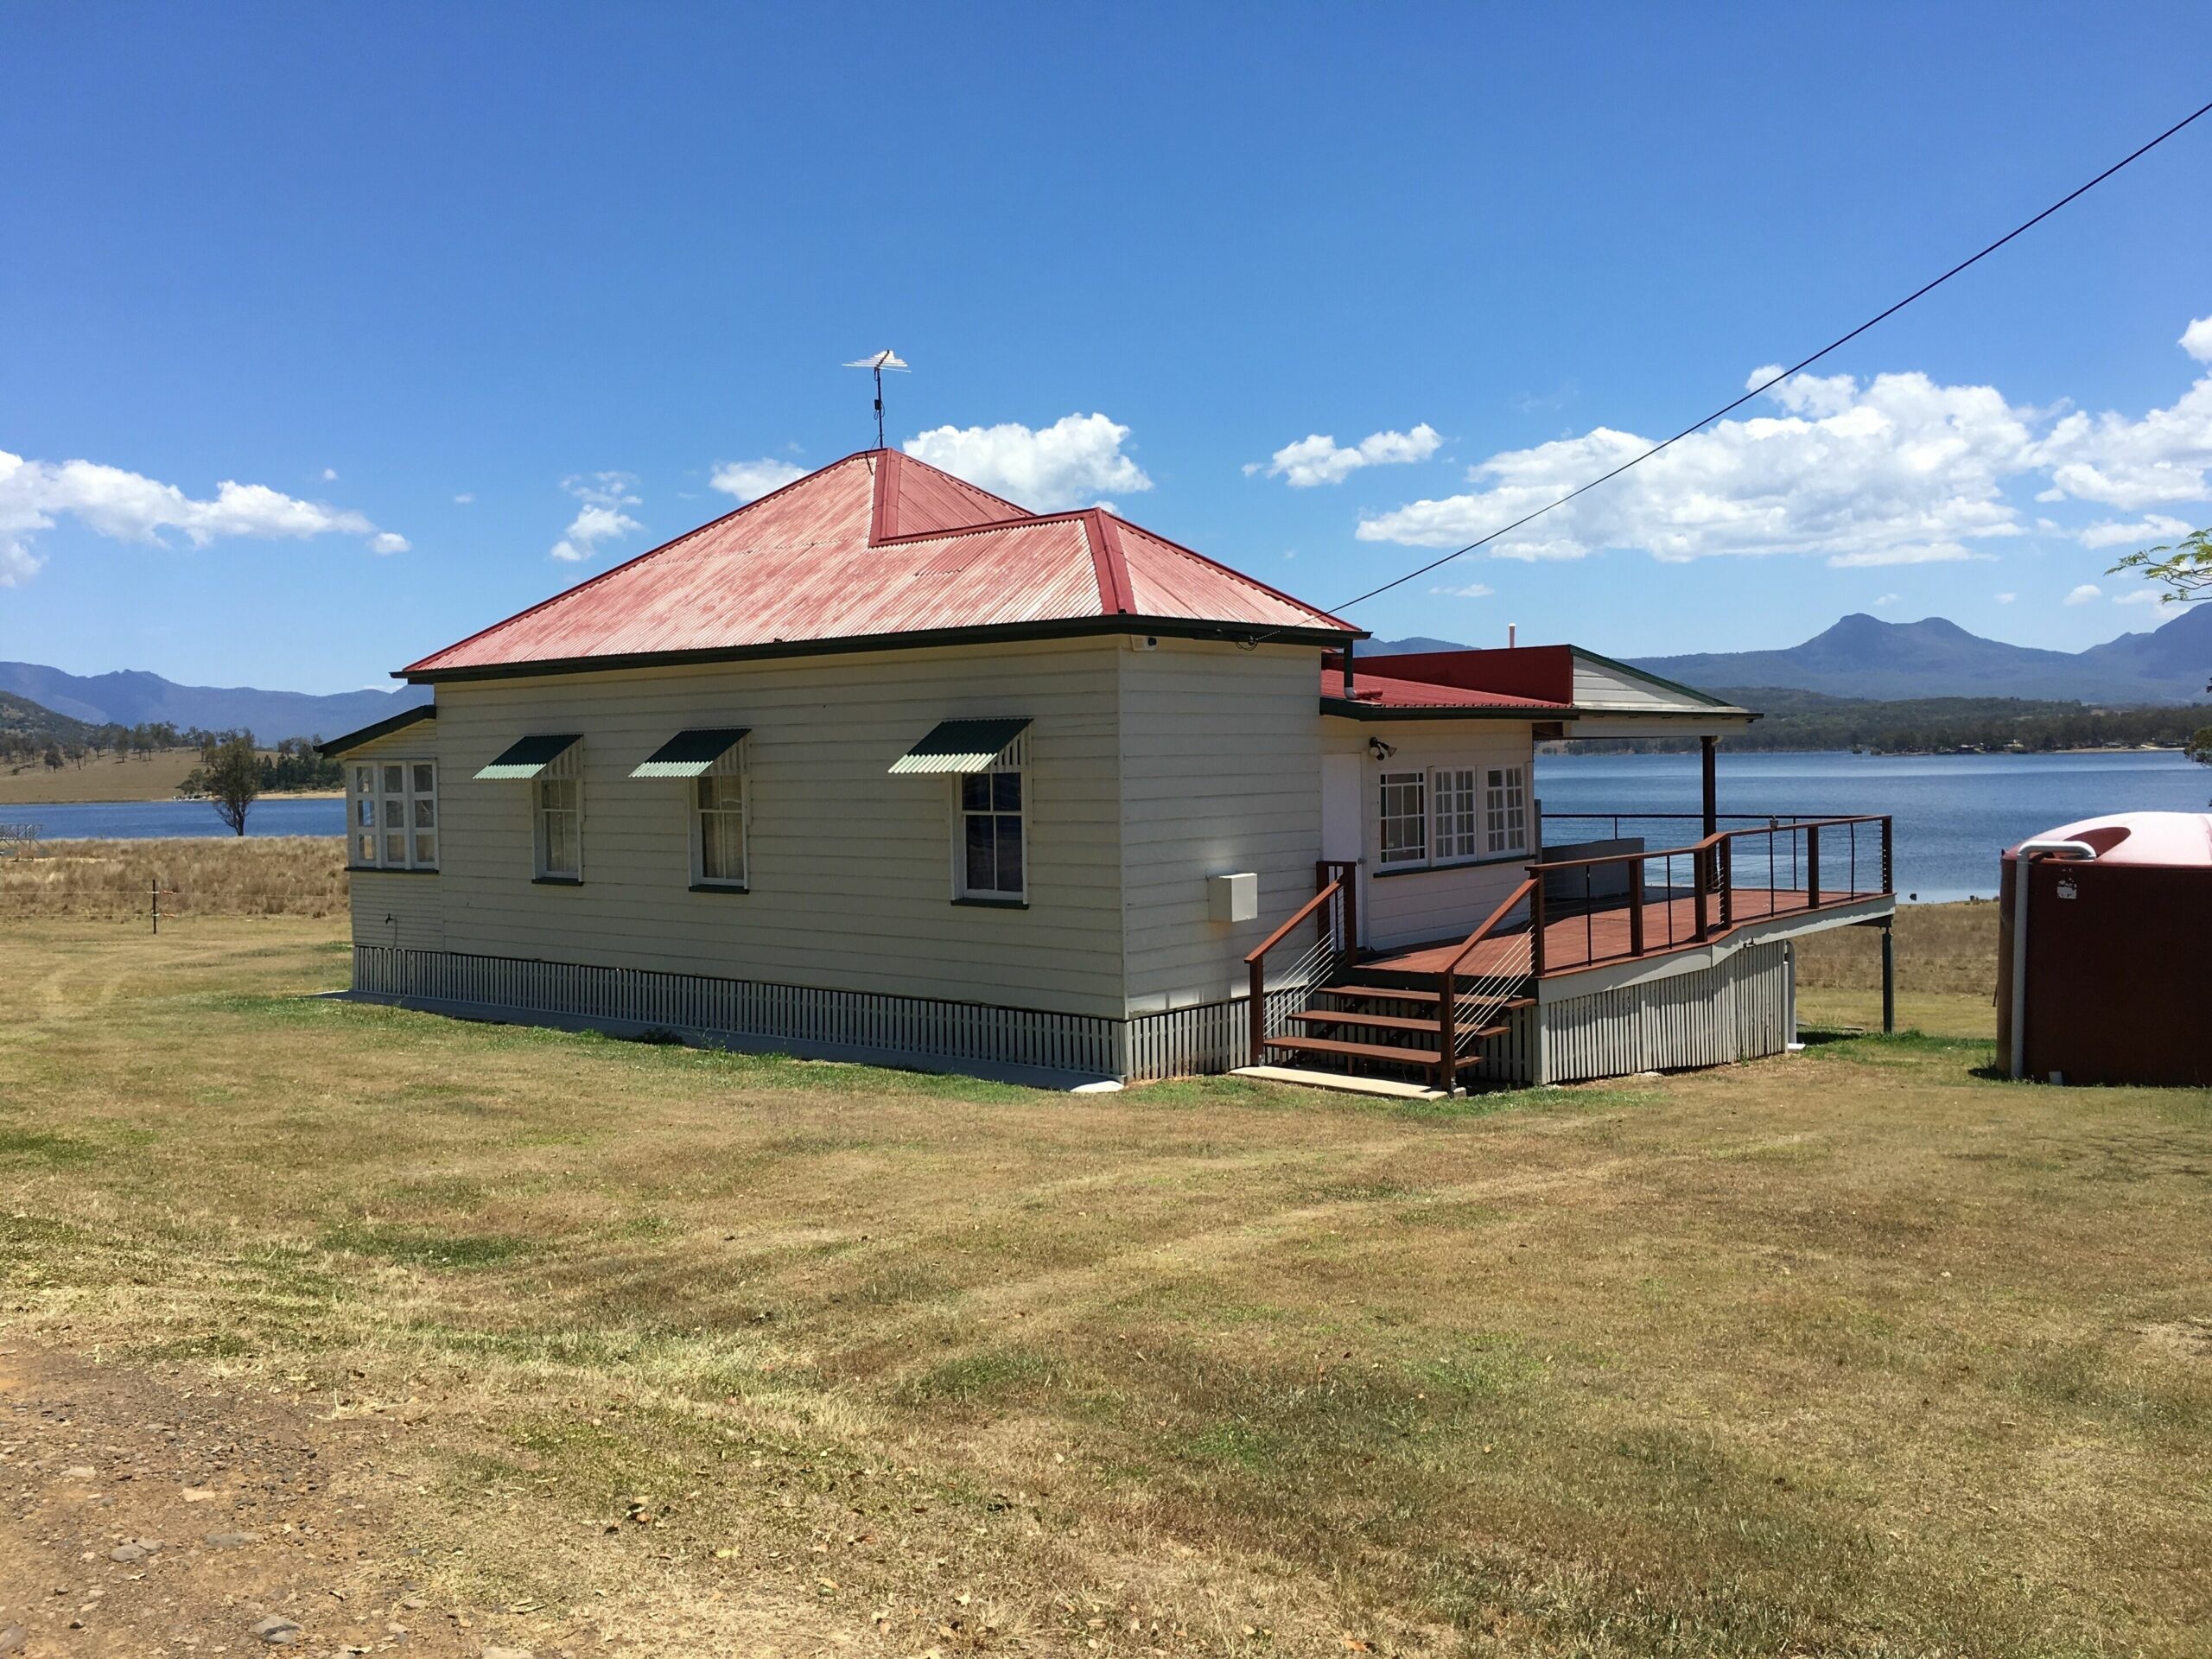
[423,639,1127,1020]
[1321,717,1539,951]
[340,721,444,951]
[1116,639,1325,1013]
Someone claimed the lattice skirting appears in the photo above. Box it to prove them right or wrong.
[1536,940,1794,1084]
[350,946,1302,1083]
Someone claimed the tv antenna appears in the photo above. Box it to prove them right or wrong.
[842,350,909,448]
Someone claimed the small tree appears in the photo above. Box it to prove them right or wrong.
[2108,524,2211,605]
[200,733,262,836]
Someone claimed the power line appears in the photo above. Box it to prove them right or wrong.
[1313,96,2212,624]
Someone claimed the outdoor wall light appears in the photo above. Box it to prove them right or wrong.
[1367,738,1397,760]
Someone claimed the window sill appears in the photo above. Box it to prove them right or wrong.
[952,895,1030,910]
[1371,852,1531,879]
[689,882,749,895]
[531,874,584,887]
[346,864,441,876]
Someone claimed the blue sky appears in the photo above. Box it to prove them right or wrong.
[4,3,2211,693]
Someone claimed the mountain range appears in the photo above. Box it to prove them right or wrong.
[0,662,429,744]
[6,605,2206,743]
[1375,605,2212,704]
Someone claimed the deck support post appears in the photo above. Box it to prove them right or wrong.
[1700,734,1718,841]
[1880,922,1895,1034]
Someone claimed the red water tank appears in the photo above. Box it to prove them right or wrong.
[1996,811,2212,1087]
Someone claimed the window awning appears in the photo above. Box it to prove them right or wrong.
[887,716,1031,775]
[629,727,751,779]
[474,733,581,780]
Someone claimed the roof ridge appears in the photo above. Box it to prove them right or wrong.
[1105,511,1358,633]
[1084,507,1135,616]
[400,454,873,677]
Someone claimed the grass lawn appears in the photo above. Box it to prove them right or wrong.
[3,914,2209,1656]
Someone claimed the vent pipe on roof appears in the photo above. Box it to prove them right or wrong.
[1509,623,1517,649]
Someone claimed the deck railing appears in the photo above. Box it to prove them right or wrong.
[1525,814,1893,974]
[1243,860,1357,1067]
[1434,878,1538,1093]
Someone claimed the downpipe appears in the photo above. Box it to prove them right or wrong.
[2008,839,2098,1080]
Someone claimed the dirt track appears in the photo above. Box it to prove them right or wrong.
[0,1341,575,1657]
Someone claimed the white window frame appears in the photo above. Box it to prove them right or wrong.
[688,741,748,890]
[347,757,438,872]
[1484,764,1529,857]
[533,744,582,881]
[1430,766,1482,864]
[1377,770,1427,867]
[952,731,1028,904]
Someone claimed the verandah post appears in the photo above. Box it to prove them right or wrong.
[1436,965,1457,1096]
[1248,957,1265,1069]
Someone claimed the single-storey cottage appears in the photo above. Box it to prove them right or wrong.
[322,448,1895,1090]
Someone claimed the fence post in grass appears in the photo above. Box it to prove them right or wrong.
[1881,921,1896,1034]
[151,876,159,936]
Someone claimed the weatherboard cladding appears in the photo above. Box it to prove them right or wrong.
[404,450,1353,679]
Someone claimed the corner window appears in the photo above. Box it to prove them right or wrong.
[1377,771,1427,866]
[535,747,582,880]
[957,759,1025,900]
[691,751,747,888]
[347,759,436,870]
[1484,765,1529,855]
[1431,767,1481,862]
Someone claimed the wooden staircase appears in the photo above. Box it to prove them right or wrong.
[1258,969,1533,1087]
[1244,868,1541,1096]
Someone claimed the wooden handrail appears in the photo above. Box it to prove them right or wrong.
[1435,877,1539,1096]
[1243,879,1344,966]
[1442,878,1538,978]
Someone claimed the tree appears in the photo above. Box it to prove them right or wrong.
[200,733,262,836]
[2108,524,2212,605]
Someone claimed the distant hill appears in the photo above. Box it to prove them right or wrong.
[1630,607,2212,704]
[0,662,429,744]
[0,690,97,746]
[1365,636,1472,656]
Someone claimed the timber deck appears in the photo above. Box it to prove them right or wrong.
[1365,886,1884,980]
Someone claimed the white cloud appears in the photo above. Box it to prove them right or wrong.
[1358,317,2212,568]
[0,448,405,586]
[1872,593,1900,607]
[2113,586,2163,606]
[454,493,474,505]
[1995,592,2017,604]
[1360,371,2034,564]
[550,472,643,564]
[1827,542,1994,569]
[2064,583,2102,606]
[321,467,339,481]
[2075,512,2192,550]
[1428,581,1495,599]
[709,458,805,502]
[368,531,410,556]
[1251,423,1442,487]
[902,413,1151,512]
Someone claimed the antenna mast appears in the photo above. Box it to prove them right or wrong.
[842,350,910,448]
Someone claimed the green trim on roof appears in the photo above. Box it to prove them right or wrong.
[629,727,751,779]
[316,702,435,758]
[888,717,1031,775]
[474,733,581,780]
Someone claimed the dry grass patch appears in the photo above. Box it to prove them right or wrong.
[3,918,2209,1656]
[0,834,345,920]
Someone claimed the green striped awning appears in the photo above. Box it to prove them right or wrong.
[629,728,750,779]
[887,716,1031,775]
[474,733,581,780]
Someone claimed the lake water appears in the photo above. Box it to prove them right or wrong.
[1535,749,2209,902]
[4,750,2205,903]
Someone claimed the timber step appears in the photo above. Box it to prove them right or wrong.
[1263,1027,1510,1069]
[1289,1009,1442,1035]
[1313,984,1535,1012]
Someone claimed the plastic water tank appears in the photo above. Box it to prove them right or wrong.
[1996,811,2212,1086]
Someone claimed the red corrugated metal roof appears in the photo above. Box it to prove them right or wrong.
[405,449,1355,679]
[1324,664,1573,712]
